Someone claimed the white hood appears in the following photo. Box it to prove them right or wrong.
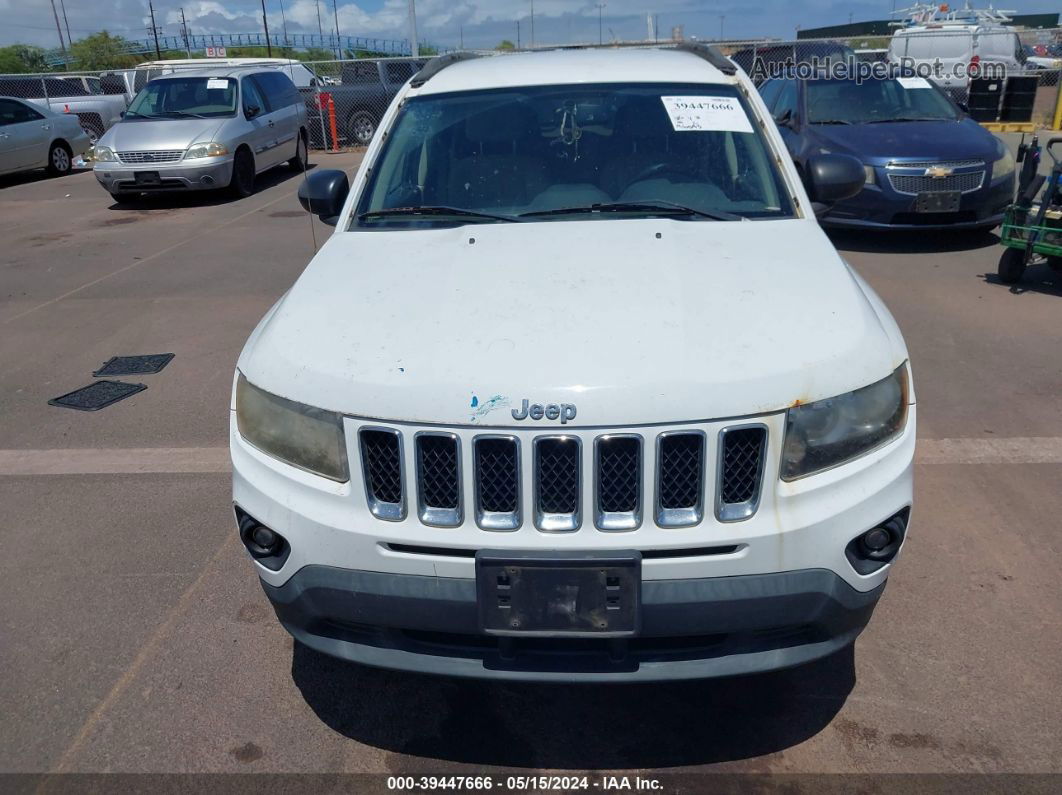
[238,218,906,427]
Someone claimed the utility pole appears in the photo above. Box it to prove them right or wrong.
[147,1,162,59]
[316,0,323,38]
[260,0,273,56]
[332,0,342,59]
[48,0,67,56]
[180,7,192,56]
[279,0,289,47]
[530,0,534,49]
[595,3,605,46]
[516,20,521,49]
[58,0,72,47]
[408,0,419,57]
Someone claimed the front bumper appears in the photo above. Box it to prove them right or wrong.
[93,157,233,193]
[264,565,884,682]
[821,169,1014,230]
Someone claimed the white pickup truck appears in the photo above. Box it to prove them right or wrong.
[0,75,126,144]
[230,46,915,681]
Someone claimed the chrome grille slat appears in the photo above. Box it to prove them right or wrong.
[716,425,767,522]
[655,431,706,528]
[887,159,984,170]
[117,150,184,164]
[359,428,405,521]
[887,170,985,195]
[474,436,521,530]
[415,432,461,527]
[595,435,642,531]
[534,436,581,532]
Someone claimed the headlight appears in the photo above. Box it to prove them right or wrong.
[184,142,229,160]
[93,145,116,162]
[863,165,876,186]
[235,375,349,482]
[781,364,909,480]
[993,142,1016,180]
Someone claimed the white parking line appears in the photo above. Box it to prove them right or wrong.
[1,437,1061,476]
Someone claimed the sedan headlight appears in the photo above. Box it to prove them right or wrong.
[781,364,909,480]
[994,140,1016,180]
[93,145,117,162]
[235,375,349,482]
[184,142,229,160]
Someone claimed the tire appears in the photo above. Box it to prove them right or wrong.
[46,142,73,176]
[997,247,1027,285]
[347,110,376,146]
[288,132,308,171]
[227,148,255,198]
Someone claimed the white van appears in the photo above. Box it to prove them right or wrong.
[109,58,319,97]
[888,21,1026,95]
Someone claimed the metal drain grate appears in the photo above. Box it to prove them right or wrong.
[93,353,174,377]
[49,381,146,411]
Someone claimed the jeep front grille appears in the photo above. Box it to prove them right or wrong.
[359,428,404,520]
[534,436,581,531]
[474,436,521,530]
[655,432,706,528]
[355,424,768,530]
[717,426,767,522]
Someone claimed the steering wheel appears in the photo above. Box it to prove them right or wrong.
[621,162,702,193]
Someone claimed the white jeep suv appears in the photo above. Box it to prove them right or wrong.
[230,46,915,681]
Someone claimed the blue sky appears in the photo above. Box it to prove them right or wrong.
[3,0,1060,51]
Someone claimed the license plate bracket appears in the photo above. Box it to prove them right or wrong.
[134,171,161,185]
[476,550,641,637]
[915,190,961,213]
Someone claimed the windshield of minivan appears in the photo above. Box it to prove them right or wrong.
[353,83,793,228]
[807,78,959,124]
[126,76,237,119]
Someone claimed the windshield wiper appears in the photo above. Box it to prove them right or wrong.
[812,119,853,125]
[520,200,742,221]
[865,117,946,124]
[358,206,522,224]
[155,110,209,119]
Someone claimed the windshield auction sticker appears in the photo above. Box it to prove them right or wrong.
[660,95,754,133]
[897,76,933,89]
[206,78,229,89]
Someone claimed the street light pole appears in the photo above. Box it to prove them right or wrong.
[260,0,272,56]
[596,2,605,46]
[719,15,725,40]
[530,0,534,49]
[408,0,419,57]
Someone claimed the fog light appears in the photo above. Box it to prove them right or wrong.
[861,527,892,554]
[252,525,279,552]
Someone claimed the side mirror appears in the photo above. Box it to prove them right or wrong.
[244,104,261,119]
[804,154,866,216]
[298,169,349,224]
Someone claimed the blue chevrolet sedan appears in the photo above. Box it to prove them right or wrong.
[758,71,1016,230]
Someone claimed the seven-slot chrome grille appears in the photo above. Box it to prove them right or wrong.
[117,150,185,164]
[355,425,771,531]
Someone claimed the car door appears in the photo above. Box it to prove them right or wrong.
[0,99,50,174]
[240,76,277,170]
[255,73,299,162]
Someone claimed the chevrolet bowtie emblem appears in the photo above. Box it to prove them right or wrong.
[925,166,953,178]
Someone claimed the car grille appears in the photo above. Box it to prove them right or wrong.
[117,150,184,164]
[886,160,986,195]
[354,424,770,531]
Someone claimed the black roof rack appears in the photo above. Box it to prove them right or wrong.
[674,42,737,75]
[410,52,482,88]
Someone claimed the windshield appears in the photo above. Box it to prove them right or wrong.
[127,77,237,119]
[806,77,959,124]
[353,83,793,228]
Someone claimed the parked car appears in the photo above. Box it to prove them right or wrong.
[0,96,90,177]
[91,67,308,202]
[310,58,427,146]
[231,46,915,681]
[758,68,1016,229]
[729,41,857,84]
[0,75,126,145]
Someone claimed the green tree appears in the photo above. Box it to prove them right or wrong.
[0,44,49,73]
[69,31,140,70]
[495,40,516,51]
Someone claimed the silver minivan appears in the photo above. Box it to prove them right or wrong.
[92,67,308,202]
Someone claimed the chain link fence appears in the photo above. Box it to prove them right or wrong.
[2,28,1059,153]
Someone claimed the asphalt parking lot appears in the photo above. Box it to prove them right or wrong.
[1,143,1060,782]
